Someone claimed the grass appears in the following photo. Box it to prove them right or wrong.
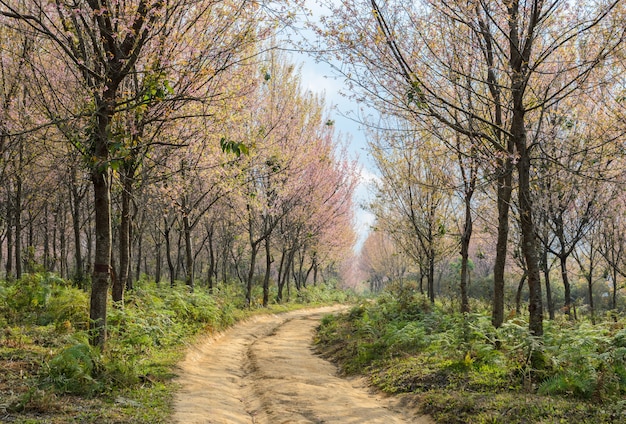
[0,274,354,423]
[315,289,626,423]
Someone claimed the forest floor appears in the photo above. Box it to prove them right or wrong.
[173,305,434,424]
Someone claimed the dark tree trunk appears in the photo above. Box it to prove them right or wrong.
[587,257,595,325]
[155,241,162,286]
[263,236,271,307]
[296,252,305,290]
[278,248,295,303]
[460,192,473,314]
[305,260,314,287]
[43,204,51,271]
[6,197,13,280]
[85,213,93,278]
[207,235,215,292]
[113,171,132,303]
[183,212,194,291]
[277,248,287,302]
[492,171,512,328]
[175,227,183,281]
[14,170,22,280]
[133,231,141,288]
[60,205,67,279]
[164,219,175,288]
[514,129,543,337]
[554,215,573,317]
[70,168,84,283]
[515,272,527,316]
[541,246,555,320]
[428,246,435,303]
[246,242,260,307]
[612,267,618,311]
[574,242,596,325]
[508,0,542,338]
[90,166,112,348]
[559,254,572,317]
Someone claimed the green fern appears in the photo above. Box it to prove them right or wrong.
[43,343,101,395]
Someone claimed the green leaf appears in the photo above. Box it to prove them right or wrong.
[220,137,249,157]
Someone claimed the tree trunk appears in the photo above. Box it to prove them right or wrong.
[428,246,435,303]
[70,167,84,283]
[155,240,162,286]
[508,0,542,337]
[183,212,194,291]
[263,236,271,307]
[60,204,67,279]
[515,272,527,316]
[492,171,512,327]
[460,193,473,314]
[207,236,215,292]
[515,134,543,337]
[164,220,175,288]
[296,252,305,290]
[14,170,22,280]
[587,263,595,325]
[541,246,555,320]
[113,171,132,303]
[559,254,572,317]
[278,248,295,303]
[612,266,618,310]
[246,242,259,307]
[85,214,93,277]
[133,230,141,288]
[0,231,3,277]
[43,204,51,271]
[175,227,183,281]
[277,248,287,302]
[6,197,13,280]
[89,167,112,348]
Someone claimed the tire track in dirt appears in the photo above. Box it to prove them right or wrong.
[173,306,433,423]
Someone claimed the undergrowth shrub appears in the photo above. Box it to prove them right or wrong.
[0,273,88,328]
[4,273,352,404]
[43,343,102,395]
[26,280,235,396]
[537,322,626,399]
[317,293,626,402]
[296,284,351,304]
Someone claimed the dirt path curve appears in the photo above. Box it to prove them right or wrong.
[173,306,433,424]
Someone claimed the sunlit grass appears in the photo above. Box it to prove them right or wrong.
[0,273,354,423]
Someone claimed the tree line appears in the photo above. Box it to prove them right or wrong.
[317,0,626,335]
[0,0,358,348]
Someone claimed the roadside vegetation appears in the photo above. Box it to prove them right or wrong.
[316,283,626,424]
[0,272,353,423]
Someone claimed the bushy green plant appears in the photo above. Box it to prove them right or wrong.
[43,343,102,395]
[296,283,357,304]
[534,321,626,400]
[2,273,52,323]
[1,273,86,328]
[44,286,89,330]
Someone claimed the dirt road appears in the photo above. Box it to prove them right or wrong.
[173,306,433,424]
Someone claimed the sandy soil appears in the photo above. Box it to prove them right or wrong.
[173,306,433,424]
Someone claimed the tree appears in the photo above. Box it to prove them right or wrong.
[0,0,272,347]
[316,0,624,336]
[369,126,455,303]
[360,230,411,292]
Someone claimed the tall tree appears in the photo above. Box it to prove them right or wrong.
[0,0,268,347]
[316,0,624,336]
